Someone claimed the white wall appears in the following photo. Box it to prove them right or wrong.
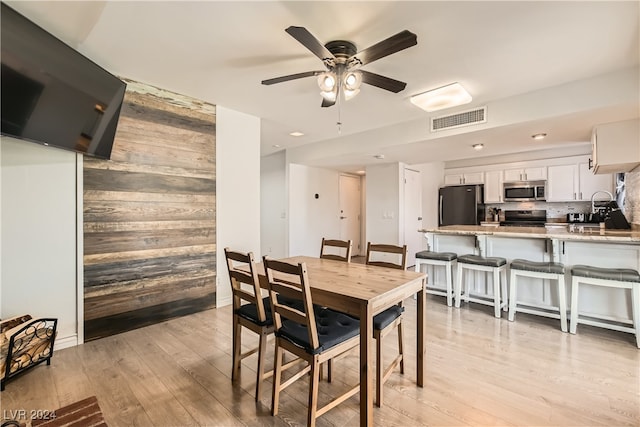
[260,151,287,258]
[288,164,341,257]
[215,106,261,307]
[365,163,402,245]
[1,138,78,349]
[414,161,445,248]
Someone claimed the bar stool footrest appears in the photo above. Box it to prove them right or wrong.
[462,294,508,309]
[515,305,563,321]
[575,317,636,334]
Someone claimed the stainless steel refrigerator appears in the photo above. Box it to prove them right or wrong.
[438,184,484,226]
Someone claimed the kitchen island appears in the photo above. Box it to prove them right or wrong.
[419,225,640,326]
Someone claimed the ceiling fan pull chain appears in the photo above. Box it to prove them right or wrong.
[337,90,342,134]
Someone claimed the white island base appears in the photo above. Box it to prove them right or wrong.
[422,226,640,327]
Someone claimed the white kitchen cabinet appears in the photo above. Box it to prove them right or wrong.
[592,118,640,174]
[547,162,614,202]
[504,166,547,182]
[484,170,504,203]
[577,162,613,201]
[444,171,484,186]
[444,173,464,186]
[546,164,577,201]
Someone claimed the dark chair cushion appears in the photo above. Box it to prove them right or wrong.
[458,254,506,268]
[416,251,457,261]
[277,295,323,313]
[373,305,404,330]
[235,297,273,326]
[511,259,565,275]
[277,308,360,355]
[571,265,640,283]
[277,295,305,311]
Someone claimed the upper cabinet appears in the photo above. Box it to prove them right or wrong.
[577,162,613,200]
[484,170,504,203]
[503,166,547,182]
[546,161,613,202]
[591,118,640,174]
[444,171,484,186]
[546,164,577,202]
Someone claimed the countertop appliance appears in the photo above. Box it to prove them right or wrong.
[503,180,546,202]
[567,212,602,224]
[591,190,614,215]
[603,201,631,229]
[439,184,484,226]
[500,210,547,227]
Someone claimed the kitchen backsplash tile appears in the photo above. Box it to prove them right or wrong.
[485,201,591,222]
[624,170,639,225]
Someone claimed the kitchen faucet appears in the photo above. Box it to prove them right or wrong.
[590,190,613,214]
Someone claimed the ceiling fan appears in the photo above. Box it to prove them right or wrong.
[261,26,418,107]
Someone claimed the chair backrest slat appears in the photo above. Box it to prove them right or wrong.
[320,238,353,263]
[263,257,319,350]
[224,248,267,323]
[365,242,408,270]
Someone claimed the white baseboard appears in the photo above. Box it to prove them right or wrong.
[217,295,232,307]
[54,334,78,351]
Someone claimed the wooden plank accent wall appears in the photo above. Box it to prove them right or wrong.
[83,79,216,341]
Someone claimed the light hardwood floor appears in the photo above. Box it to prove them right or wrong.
[2,296,639,426]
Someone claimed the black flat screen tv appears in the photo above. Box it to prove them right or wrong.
[1,3,126,160]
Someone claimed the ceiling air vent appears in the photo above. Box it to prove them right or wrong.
[430,106,487,132]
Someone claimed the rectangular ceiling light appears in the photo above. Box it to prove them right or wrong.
[410,82,472,112]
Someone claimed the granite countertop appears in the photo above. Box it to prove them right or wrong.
[419,225,640,242]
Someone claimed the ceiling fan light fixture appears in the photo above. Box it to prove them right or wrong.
[317,72,336,92]
[343,71,362,91]
[320,89,337,102]
[410,82,472,112]
[343,88,360,101]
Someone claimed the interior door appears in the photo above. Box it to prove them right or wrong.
[339,174,362,256]
[404,168,422,267]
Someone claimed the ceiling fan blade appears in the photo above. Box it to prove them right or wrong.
[261,70,323,85]
[285,26,335,62]
[350,30,417,67]
[361,70,407,93]
[321,97,336,108]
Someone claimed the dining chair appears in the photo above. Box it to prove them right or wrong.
[365,242,408,407]
[263,256,360,427]
[224,248,274,402]
[319,238,353,262]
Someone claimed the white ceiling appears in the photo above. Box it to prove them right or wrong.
[7,1,640,172]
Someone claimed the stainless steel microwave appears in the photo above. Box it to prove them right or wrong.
[503,180,546,202]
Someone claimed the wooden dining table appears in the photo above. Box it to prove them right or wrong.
[257,256,427,427]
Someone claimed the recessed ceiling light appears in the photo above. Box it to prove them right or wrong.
[410,82,472,112]
[531,133,547,140]
[373,154,385,160]
[272,144,281,148]
[472,143,484,150]
[289,131,304,137]
[355,170,366,175]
